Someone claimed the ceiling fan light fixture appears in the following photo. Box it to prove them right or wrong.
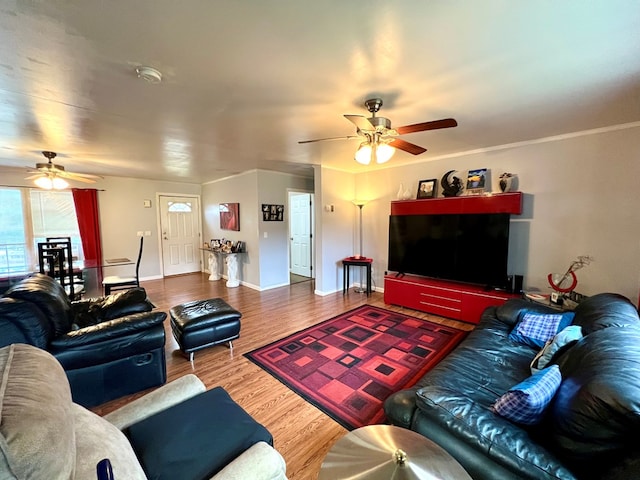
[52,176,69,189]
[355,143,372,165]
[375,143,395,164]
[34,176,52,189]
[34,175,68,190]
[354,142,395,165]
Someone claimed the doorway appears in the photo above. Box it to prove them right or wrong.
[158,195,202,276]
[288,191,313,283]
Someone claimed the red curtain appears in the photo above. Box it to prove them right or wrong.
[72,188,103,270]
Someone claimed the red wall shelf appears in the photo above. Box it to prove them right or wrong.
[390,192,522,216]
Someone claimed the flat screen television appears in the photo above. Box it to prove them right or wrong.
[388,213,511,288]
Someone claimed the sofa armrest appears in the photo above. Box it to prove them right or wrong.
[50,311,166,349]
[71,288,153,326]
[211,441,287,480]
[494,298,559,327]
[104,374,206,430]
[383,388,419,429]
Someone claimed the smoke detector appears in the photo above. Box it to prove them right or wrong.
[135,66,162,84]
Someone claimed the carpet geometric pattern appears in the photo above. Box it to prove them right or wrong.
[245,305,467,430]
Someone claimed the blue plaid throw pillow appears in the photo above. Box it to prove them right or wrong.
[492,365,562,425]
[509,311,575,348]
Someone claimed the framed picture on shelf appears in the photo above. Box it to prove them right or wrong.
[416,179,437,199]
[466,168,487,194]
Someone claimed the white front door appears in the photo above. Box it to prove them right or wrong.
[159,195,201,276]
[289,192,312,277]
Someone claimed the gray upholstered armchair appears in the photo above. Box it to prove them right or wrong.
[0,344,287,480]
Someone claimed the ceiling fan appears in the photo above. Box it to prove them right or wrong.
[299,98,457,165]
[25,151,103,189]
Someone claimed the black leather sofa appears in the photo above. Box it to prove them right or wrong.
[0,274,167,407]
[384,293,640,479]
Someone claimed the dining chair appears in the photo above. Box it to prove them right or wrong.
[102,236,143,295]
[45,237,84,300]
[37,242,76,297]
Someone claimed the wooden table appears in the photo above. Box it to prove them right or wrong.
[342,257,372,295]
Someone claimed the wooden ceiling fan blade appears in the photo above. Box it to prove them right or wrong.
[396,118,458,135]
[389,138,427,155]
[344,114,375,131]
[299,135,359,144]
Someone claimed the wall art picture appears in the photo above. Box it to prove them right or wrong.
[416,179,437,199]
[262,204,284,221]
[220,203,240,231]
[466,168,487,194]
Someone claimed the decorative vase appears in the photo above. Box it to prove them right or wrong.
[402,187,412,200]
[396,183,405,200]
[499,173,515,193]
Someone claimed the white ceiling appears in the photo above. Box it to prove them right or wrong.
[0,1,638,185]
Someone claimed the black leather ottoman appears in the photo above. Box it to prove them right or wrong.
[170,298,241,361]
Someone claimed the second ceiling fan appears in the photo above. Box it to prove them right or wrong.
[299,98,457,165]
[25,151,102,189]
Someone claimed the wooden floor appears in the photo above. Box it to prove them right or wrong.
[91,273,474,480]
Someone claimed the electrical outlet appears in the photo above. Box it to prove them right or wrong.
[136,231,143,237]
[144,231,151,236]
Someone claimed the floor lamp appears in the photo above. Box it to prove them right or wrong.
[352,200,368,293]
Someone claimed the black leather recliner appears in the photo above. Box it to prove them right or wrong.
[0,274,167,407]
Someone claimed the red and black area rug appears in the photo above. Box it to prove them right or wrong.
[244,305,467,430]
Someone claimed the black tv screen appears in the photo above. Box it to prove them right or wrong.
[388,213,511,288]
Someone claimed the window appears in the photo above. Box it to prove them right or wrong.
[168,201,192,213]
[0,187,82,275]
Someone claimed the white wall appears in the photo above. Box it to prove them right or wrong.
[313,166,357,295]
[352,126,640,304]
[96,177,201,279]
[256,170,313,288]
[201,169,313,290]
[202,171,258,286]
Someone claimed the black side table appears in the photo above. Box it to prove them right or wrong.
[342,257,373,295]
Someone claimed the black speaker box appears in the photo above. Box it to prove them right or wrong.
[505,275,514,293]
[513,275,524,294]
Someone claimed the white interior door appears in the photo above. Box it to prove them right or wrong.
[159,195,201,276]
[289,192,312,277]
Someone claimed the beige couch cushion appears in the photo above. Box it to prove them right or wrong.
[0,344,147,480]
[0,344,75,479]
[73,405,147,480]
